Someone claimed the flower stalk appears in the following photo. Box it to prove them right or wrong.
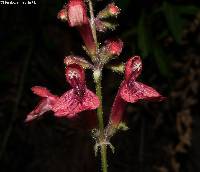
[87,0,108,171]
[94,72,108,172]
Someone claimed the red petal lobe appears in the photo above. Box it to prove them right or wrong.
[65,64,85,88]
[120,81,164,103]
[67,0,88,27]
[52,89,100,117]
[31,86,53,98]
[125,56,142,81]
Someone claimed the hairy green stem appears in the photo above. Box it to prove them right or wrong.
[95,73,108,172]
[95,75,104,131]
[87,0,108,171]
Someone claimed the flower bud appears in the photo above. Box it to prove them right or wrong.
[57,8,68,22]
[97,3,120,19]
[105,38,123,56]
[99,38,123,64]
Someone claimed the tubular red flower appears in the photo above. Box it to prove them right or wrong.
[26,65,99,122]
[110,56,165,126]
[25,86,59,122]
[62,0,96,55]
[110,82,127,127]
[52,64,100,117]
[121,56,165,103]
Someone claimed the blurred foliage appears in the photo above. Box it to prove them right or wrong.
[116,0,200,77]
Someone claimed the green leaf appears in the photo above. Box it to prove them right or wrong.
[162,2,184,43]
[137,12,152,58]
[153,43,171,77]
[177,5,200,15]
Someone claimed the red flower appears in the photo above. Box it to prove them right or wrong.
[26,65,99,122]
[52,64,100,118]
[110,56,165,126]
[58,0,96,55]
[25,86,59,122]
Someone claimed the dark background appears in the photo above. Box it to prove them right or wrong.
[0,0,199,171]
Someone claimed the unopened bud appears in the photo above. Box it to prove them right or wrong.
[99,39,123,65]
[57,8,68,21]
[97,3,120,19]
[105,38,123,56]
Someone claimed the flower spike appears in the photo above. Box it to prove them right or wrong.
[52,64,100,117]
[25,86,59,122]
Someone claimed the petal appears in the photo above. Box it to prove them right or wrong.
[125,56,142,81]
[52,89,99,117]
[31,86,53,98]
[65,64,85,88]
[25,96,58,122]
[82,89,100,110]
[78,23,96,55]
[67,0,88,27]
[120,81,165,103]
[110,87,127,127]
